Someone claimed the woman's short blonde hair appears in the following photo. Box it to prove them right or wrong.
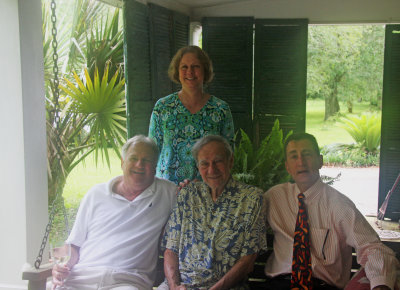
[168,45,214,85]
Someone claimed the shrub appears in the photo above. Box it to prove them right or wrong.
[339,113,381,153]
[232,119,291,191]
[321,143,379,167]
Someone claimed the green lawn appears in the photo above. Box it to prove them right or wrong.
[306,99,380,146]
[63,151,121,208]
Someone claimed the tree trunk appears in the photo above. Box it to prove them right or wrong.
[324,75,342,120]
[346,100,353,113]
[324,92,340,120]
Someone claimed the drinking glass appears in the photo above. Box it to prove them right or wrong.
[50,242,71,266]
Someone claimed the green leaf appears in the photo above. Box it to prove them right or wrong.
[339,113,381,152]
[232,119,291,191]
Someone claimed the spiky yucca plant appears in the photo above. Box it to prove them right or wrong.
[340,113,381,153]
[47,65,126,202]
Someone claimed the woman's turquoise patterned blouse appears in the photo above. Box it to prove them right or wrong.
[148,92,234,184]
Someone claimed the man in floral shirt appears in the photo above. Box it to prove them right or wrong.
[160,135,267,290]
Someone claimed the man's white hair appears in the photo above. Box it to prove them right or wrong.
[121,135,159,164]
[192,135,233,164]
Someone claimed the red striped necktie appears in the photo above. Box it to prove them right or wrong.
[291,192,313,290]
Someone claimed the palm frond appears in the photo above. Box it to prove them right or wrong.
[60,64,126,168]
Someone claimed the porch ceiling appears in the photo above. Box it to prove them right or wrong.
[102,0,400,25]
[168,0,246,9]
[100,0,251,9]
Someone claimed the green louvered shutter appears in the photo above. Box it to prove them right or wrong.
[149,4,173,101]
[124,2,189,136]
[254,19,308,143]
[202,17,254,138]
[172,11,190,92]
[123,0,152,137]
[378,24,400,220]
[172,11,189,51]
[149,4,189,100]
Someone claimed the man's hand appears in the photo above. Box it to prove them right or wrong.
[51,244,79,290]
[209,253,257,290]
[51,263,70,289]
[178,179,192,191]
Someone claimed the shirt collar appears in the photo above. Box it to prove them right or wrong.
[108,176,156,202]
[296,177,324,202]
[199,176,235,200]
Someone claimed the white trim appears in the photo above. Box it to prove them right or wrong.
[0,284,27,290]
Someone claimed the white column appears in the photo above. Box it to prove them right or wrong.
[0,0,48,289]
[190,22,202,46]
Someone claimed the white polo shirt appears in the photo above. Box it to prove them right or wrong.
[66,176,177,288]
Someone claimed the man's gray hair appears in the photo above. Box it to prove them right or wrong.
[192,135,233,163]
[121,135,159,164]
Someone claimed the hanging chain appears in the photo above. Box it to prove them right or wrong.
[34,0,69,269]
[34,192,65,269]
[51,0,60,130]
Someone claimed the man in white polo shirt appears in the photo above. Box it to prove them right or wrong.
[51,135,177,290]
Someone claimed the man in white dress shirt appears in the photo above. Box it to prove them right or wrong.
[50,135,177,290]
[264,132,399,290]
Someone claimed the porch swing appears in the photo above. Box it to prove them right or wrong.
[22,0,70,288]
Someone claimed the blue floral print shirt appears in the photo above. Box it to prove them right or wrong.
[163,178,267,289]
[148,92,234,184]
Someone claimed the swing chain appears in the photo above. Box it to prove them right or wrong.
[34,0,69,269]
[50,0,60,133]
[34,192,64,269]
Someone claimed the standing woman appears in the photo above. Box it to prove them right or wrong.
[149,46,234,184]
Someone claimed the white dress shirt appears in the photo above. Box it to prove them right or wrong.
[264,178,399,289]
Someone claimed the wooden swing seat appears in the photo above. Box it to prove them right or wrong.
[24,234,400,290]
[22,263,52,290]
